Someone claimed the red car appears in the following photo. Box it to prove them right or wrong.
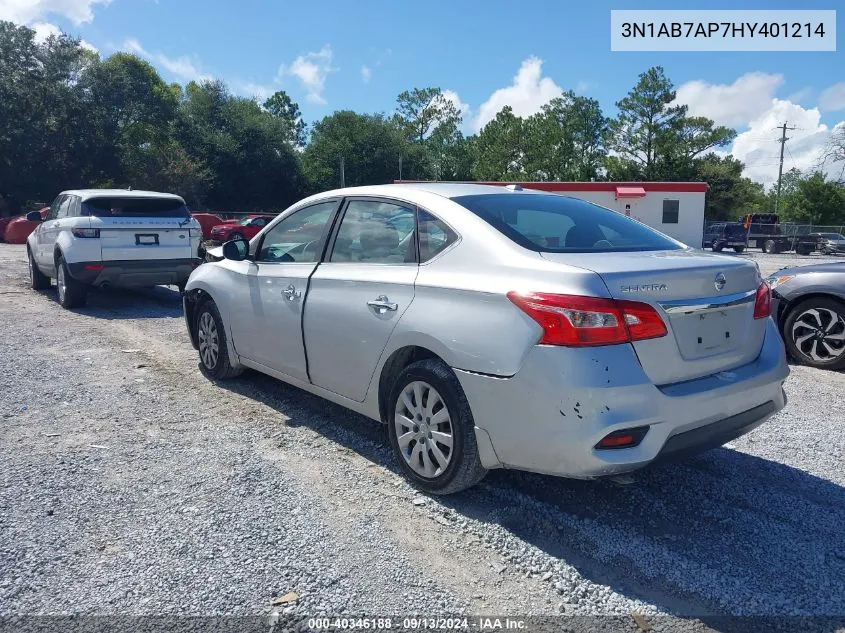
[208,214,275,243]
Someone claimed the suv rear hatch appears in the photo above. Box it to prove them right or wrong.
[84,196,195,261]
[541,250,767,385]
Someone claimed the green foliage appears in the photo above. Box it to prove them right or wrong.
[302,111,408,192]
[2,25,836,227]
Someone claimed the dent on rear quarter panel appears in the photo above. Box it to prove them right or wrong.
[397,283,539,376]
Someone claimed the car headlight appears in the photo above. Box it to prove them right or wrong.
[766,274,794,289]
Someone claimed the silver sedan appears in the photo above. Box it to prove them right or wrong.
[183,183,789,494]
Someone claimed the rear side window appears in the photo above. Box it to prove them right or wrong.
[725,224,746,237]
[418,210,457,262]
[83,197,190,218]
[453,193,681,253]
[330,200,416,264]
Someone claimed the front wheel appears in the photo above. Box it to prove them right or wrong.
[783,298,845,370]
[712,244,724,252]
[195,299,243,379]
[388,359,487,495]
[733,245,745,253]
[28,248,50,290]
[56,255,87,309]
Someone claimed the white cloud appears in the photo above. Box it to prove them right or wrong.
[441,89,470,118]
[0,0,111,25]
[278,45,335,105]
[819,82,845,113]
[472,56,562,132]
[124,37,211,83]
[730,99,840,187]
[361,65,371,83]
[575,80,590,94]
[31,21,98,52]
[232,81,277,101]
[674,72,784,127]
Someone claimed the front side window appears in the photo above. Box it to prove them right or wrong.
[256,202,337,263]
[47,195,64,221]
[453,193,681,253]
[330,200,416,264]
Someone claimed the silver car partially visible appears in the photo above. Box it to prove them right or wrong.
[183,183,789,494]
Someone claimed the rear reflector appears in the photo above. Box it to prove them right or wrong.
[595,427,649,450]
[753,280,772,319]
[506,292,667,347]
[83,264,104,271]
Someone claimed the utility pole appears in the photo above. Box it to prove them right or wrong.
[398,155,403,181]
[774,122,796,215]
[340,157,345,188]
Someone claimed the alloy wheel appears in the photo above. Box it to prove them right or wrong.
[57,264,66,303]
[791,307,845,363]
[394,381,454,479]
[198,311,220,370]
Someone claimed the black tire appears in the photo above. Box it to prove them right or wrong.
[55,255,87,309]
[765,240,779,254]
[797,246,812,256]
[760,241,768,253]
[733,245,745,253]
[712,244,723,252]
[782,297,845,370]
[387,358,487,495]
[195,298,244,379]
[27,247,50,290]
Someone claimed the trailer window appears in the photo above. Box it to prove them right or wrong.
[662,200,679,224]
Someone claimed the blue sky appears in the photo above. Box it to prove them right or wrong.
[4,0,843,185]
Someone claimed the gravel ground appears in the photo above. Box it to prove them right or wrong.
[1,243,844,633]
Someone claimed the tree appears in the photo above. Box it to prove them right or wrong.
[819,125,845,181]
[606,67,685,180]
[263,90,307,148]
[779,172,845,225]
[472,107,528,180]
[605,66,735,181]
[302,111,409,192]
[522,92,607,181]
[695,154,764,221]
[394,88,461,143]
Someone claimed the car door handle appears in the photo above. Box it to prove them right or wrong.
[282,284,301,300]
[367,295,398,313]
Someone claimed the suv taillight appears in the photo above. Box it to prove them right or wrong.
[507,292,667,347]
[71,228,100,238]
[753,281,771,319]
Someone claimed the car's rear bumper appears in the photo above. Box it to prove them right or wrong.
[455,317,789,478]
[68,258,200,287]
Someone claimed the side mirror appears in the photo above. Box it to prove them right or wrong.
[26,211,43,222]
[222,238,250,261]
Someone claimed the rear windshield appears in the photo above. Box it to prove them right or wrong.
[83,197,190,218]
[452,193,682,253]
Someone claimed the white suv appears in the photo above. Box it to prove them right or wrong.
[26,189,202,308]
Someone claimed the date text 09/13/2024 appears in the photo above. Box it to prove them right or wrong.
[307,617,527,630]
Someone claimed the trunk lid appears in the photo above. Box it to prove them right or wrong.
[541,250,766,385]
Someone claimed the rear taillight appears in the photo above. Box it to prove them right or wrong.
[506,292,667,347]
[753,280,771,319]
[72,228,100,238]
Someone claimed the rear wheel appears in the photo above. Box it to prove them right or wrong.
[733,245,745,253]
[712,244,723,252]
[195,299,243,379]
[765,239,779,254]
[56,255,87,309]
[783,297,845,370]
[387,359,487,495]
[27,248,50,290]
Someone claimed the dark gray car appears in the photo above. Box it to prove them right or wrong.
[768,262,845,370]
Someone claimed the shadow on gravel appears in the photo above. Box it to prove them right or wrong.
[41,285,184,320]
[215,370,845,632]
